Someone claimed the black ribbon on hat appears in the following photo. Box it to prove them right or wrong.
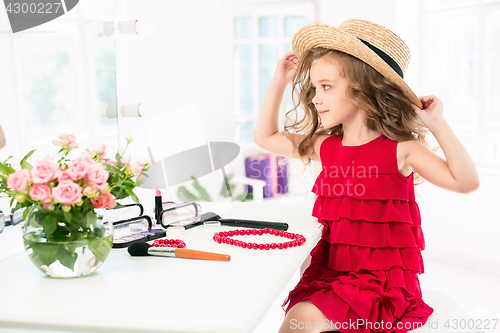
[358,38,404,79]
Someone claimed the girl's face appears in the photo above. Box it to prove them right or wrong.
[310,54,359,128]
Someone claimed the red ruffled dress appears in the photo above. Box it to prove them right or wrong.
[283,134,434,333]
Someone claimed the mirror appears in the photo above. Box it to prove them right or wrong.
[0,0,118,255]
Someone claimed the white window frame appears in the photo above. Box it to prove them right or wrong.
[228,2,316,144]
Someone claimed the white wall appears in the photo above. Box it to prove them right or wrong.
[116,0,233,145]
[417,171,500,276]
[317,0,396,26]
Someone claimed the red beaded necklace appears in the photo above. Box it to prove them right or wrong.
[213,228,306,250]
[152,238,186,248]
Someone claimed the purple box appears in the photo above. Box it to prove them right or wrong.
[244,155,288,198]
[277,156,288,195]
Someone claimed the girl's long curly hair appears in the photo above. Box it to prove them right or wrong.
[283,48,439,186]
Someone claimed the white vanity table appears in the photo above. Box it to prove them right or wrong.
[0,200,322,333]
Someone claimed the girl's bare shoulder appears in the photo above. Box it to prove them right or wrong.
[396,139,427,177]
[311,134,333,161]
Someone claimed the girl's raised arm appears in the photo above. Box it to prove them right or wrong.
[254,52,326,161]
[406,96,480,193]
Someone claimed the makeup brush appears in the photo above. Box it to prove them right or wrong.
[128,242,231,261]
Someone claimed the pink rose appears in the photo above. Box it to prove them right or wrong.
[15,193,25,203]
[52,180,83,205]
[31,157,58,184]
[91,142,106,157]
[52,134,78,151]
[41,201,54,211]
[106,193,117,209]
[74,155,95,166]
[66,159,90,181]
[120,154,130,165]
[57,170,72,182]
[7,169,31,191]
[102,158,117,168]
[83,186,94,197]
[121,154,144,174]
[29,184,52,201]
[90,192,117,209]
[85,163,109,190]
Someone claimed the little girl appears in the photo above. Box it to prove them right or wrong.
[254,19,480,333]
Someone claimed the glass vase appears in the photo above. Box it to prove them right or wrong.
[22,206,113,278]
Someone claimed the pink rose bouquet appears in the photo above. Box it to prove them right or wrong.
[0,134,149,234]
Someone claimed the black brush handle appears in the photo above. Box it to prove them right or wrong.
[181,211,221,230]
[218,219,289,231]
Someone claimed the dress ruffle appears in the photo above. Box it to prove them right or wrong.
[310,238,425,274]
[313,196,421,225]
[319,218,425,251]
[283,264,434,333]
[312,173,415,201]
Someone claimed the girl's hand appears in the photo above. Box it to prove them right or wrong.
[411,95,444,130]
[273,51,299,86]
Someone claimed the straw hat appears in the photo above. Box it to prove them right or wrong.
[292,19,422,108]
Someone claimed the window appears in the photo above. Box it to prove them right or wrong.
[7,0,118,161]
[421,0,500,168]
[231,3,314,143]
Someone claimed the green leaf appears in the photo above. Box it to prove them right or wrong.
[52,209,64,220]
[23,206,31,221]
[63,211,72,224]
[2,155,13,163]
[57,245,78,271]
[88,238,112,262]
[43,215,58,237]
[102,162,113,172]
[219,173,236,198]
[123,189,139,203]
[191,177,212,202]
[122,180,135,189]
[33,243,59,267]
[20,149,36,169]
[237,192,253,202]
[113,203,125,209]
[34,208,48,222]
[177,186,198,202]
[114,188,128,200]
[71,209,85,228]
[0,163,15,175]
[85,209,97,221]
[220,182,236,198]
